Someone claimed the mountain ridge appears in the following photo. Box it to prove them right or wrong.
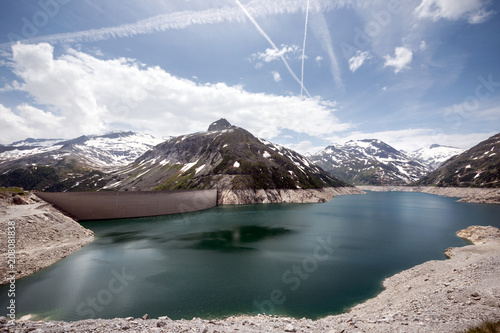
[415,133,500,188]
[102,119,348,194]
[309,139,430,185]
[0,131,163,191]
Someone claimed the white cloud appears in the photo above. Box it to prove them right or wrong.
[384,47,413,73]
[348,51,370,73]
[419,40,427,51]
[415,0,494,24]
[0,43,351,144]
[0,103,64,143]
[251,45,300,63]
[286,140,325,155]
[271,71,281,82]
[315,56,323,64]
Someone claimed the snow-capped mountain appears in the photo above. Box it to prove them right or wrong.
[309,139,430,185]
[102,119,346,191]
[416,133,500,188]
[0,131,164,171]
[9,138,64,147]
[409,144,464,170]
[0,131,165,191]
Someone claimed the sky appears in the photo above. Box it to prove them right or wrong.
[0,0,499,154]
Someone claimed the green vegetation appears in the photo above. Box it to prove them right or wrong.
[0,166,61,190]
[0,165,105,192]
[153,167,197,191]
[463,320,500,333]
[0,187,25,195]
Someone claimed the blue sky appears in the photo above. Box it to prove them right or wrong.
[0,0,499,154]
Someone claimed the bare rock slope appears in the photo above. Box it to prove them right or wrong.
[218,186,364,205]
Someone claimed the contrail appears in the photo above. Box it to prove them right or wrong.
[234,0,311,98]
[300,0,310,98]
[310,9,343,89]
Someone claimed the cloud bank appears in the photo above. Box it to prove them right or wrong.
[415,0,494,24]
[0,43,350,144]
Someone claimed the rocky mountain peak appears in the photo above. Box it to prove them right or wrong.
[208,118,232,131]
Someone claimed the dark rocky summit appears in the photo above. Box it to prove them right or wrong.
[207,118,233,131]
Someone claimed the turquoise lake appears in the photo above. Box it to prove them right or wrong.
[2,191,500,321]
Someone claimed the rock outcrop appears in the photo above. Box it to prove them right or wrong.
[218,187,365,204]
[455,225,500,245]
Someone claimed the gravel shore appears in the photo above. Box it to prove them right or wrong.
[358,186,500,204]
[0,192,94,285]
[2,224,499,332]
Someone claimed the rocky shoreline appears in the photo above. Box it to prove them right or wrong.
[358,186,500,204]
[218,186,365,204]
[0,192,94,285]
[2,225,499,332]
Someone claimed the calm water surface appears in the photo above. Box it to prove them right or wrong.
[2,191,500,321]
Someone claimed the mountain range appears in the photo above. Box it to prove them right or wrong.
[101,119,346,192]
[0,131,163,170]
[309,139,431,186]
[1,120,497,190]
[0,132,163,191]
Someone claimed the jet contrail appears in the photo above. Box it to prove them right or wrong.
[310,9,343,89]
[234,0,311,98]
[300,0,310,98]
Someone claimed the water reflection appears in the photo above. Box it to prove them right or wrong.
[100,231,145,243]
[179,226,293,252]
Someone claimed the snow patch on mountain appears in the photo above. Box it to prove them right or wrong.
[0,132,164,171]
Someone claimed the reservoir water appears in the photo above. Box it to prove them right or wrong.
[2,191,500,321]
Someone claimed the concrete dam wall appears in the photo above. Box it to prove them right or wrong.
[36,190,218,221]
